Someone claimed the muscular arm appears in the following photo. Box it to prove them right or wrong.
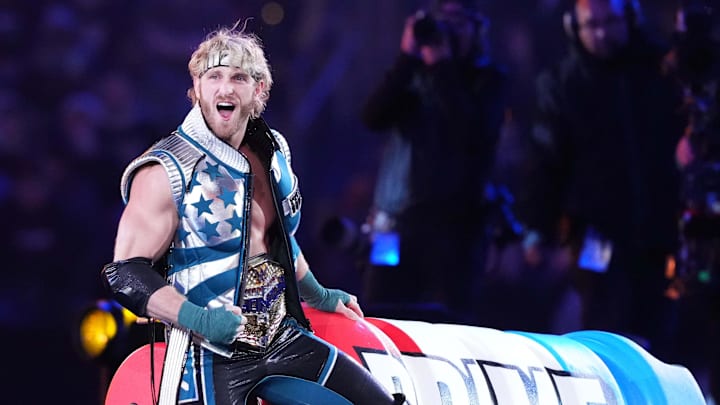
[107,162,244,344]
[112,163,185,324]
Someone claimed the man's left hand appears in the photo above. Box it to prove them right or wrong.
[335,294,364,321]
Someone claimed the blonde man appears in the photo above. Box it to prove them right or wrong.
[102,23,405,405]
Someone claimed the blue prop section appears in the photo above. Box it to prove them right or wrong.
[511,330,706,404]
[566,330,706,405]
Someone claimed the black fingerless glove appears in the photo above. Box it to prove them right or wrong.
[101,258,168,317]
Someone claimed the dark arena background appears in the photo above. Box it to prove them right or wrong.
[1,0,716,403]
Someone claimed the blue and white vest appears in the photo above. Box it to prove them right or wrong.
[120,105,310,355]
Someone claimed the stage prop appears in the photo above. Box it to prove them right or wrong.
[105,306,705,404]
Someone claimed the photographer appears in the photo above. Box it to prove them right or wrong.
[361,0,507,322]
[520,0,685,358]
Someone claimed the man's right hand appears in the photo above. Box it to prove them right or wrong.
[177,301,246,344]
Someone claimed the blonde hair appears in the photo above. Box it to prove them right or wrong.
[187,21,273,118]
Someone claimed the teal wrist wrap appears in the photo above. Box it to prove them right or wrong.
[297,270,351,312]
[177,301,243,344]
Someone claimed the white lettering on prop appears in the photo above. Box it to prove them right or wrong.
[401,355,475,405]
[362,350,418,404]
[552,371,610,405]
[360,351,611,405]
[479,361,556,405]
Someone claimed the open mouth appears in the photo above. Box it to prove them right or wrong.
[217,102,235,119]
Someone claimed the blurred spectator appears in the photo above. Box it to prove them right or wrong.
[361,0,507,322]
[520,0,685,359]
[52,91,115,292]
[664,0,720,399]
[0,158,74,323]
[94,71,160,175]
[28,4,91,110]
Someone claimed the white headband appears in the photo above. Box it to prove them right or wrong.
[202,49,233,76]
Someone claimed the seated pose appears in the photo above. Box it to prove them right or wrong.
[102,22,405,405]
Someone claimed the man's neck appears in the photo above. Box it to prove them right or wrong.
[227,122,248,150]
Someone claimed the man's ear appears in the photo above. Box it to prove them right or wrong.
[255,80,265,97]
[192,77,201,102]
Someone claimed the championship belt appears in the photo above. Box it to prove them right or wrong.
[235,254,287,348]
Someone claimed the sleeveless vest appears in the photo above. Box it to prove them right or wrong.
[120,105,310,357]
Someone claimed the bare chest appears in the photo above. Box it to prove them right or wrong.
[240,145,276,252]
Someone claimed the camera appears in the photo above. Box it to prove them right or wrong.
[412,9,453,46]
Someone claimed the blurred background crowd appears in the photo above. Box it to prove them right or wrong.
[1,0,718,403]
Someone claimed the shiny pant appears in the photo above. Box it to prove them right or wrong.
[183,317,399,405]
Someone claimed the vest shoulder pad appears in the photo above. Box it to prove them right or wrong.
[120,132,204,207]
